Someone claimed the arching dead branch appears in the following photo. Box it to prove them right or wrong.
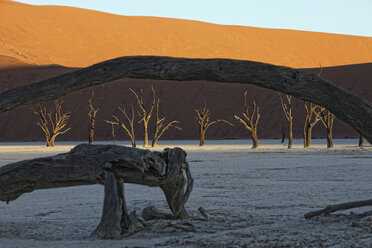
[1,56,372,143]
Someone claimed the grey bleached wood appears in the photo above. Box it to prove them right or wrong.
[142,206,175,221]
[0,56,371,143]
[0,144,193,238]
[304,199,372,219]
[90,172,125,239]
[90,172,144,239]
[198,207,211,220]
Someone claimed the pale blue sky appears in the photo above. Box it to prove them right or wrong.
[15,0,372,37]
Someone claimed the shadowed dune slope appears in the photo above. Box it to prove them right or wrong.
[1,0,372,69]
[0,57,371,142]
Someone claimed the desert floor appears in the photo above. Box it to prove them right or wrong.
[0,139,371,247]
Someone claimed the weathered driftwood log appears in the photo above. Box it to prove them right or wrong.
[90,172,144,239]
[0,144,193,238]
[304,199,372,219]
[142,206,175,221]
[198,207,211,220]
[0,56,371,143]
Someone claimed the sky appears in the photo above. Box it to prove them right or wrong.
[15,0,372,37]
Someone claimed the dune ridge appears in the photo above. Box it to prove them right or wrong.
[1,0,372,69]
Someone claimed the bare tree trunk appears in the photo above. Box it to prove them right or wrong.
[130,87,155,148]
[48,136,56,147]
[89,128,94,144]
[88,91,99,145]
[112,130,117,145]
[288,121,293,149]
[279,94,293,149]
[327,126,333,148]
[152,139,158,147]
[359,135,364,147]
[235,91,260,149]
[143,122,149,147]
[251,132,258,149]
[44,134,51,147]
[160,173,188,219]
[199,130,205,146]
[305,125,312,148]
[303,123,307,147]
[90,173,144,239]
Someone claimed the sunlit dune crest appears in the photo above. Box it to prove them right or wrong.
[0,0,371,68]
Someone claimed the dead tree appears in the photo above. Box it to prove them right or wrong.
[130,87,156,147]
[88,91,99,144]
[0,144,194,239]
[195,103,233,146]
[2,56,372,144]
[359,135,364,147]
[303,102,321,148]
[316,107,336,148]
[279,93,293,149]
[234,91,261,149]
[152,100,181,147]
[32,100,71,147]
[112,105,136,147]
[304,199,372,219]
[104,119,119,145]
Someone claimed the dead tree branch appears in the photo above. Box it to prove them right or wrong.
[304,199,372,219]
[152,99,182,147]
[195,103,233,146]
[104,119,119,145]
[130,86,156,147]
[114,105,136,147]
[303,102,321,148]
[279,93,293,149]
[32,100,71,147]
[315,107,336,148]
[88,91,99,144]
[234,90,261,149]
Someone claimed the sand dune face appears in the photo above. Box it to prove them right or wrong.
[0,1,371,142]
[0,59,371,142]
[1,0,372,69]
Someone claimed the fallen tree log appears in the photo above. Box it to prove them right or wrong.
[0,144,194,238]
[0,56,371,143]
[304,199,372,219]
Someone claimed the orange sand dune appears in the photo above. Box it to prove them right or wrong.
[1,0,372,68]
